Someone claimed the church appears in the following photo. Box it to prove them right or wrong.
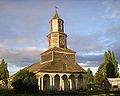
[27,10,87,91]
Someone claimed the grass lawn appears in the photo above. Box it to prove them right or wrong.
[0,88,120,96]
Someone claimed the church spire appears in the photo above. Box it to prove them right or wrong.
[52,9,62,20]
[50,6,63,21]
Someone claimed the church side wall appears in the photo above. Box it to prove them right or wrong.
[53,51,76,65]
[41,52,52,62]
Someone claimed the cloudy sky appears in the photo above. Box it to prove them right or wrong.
[0,0,120,75]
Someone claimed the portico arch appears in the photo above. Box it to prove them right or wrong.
[54,74,60,91]
[78,75,83,89]
[62,75,68,91]
[69,75,76,90]
[43,74,50,91]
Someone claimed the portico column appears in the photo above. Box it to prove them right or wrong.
[75,78,78,90]
[41,77,43,91]
[50,76,52,90]
[51,76,54,90]
[52,76,54,90]
[69,79,72,90]
[38,78,40,90]
[60,76,64,91]
[83,77,87,89]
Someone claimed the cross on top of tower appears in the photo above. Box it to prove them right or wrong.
[54,6,59,10]
[52,6,62,20]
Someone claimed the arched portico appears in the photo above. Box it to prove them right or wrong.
[37,73,86,91]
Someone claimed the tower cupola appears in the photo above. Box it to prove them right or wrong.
[49,10,64,32]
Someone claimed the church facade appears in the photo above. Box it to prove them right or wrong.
[27,10,87,91]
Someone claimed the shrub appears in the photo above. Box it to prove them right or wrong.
[12,69,38,93]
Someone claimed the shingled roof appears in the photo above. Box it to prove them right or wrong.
[40,47,76,55]
[26,61,86,73]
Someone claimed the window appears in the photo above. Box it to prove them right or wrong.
[63,64,67,70]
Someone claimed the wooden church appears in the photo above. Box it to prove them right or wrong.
[27,10,87,91]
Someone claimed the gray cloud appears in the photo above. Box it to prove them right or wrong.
[0,47,41,67]
[68,26,120,67]
[0,37,36,47]
[104,26,120,64]
[76,54,104,67]
[68,31,106,52]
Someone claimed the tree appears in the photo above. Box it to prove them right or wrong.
[94,50,119,83]
[94,64,105,83]
[106,61,116,78]
[111,51,119,77]
[12,69,38,92]
[0,59,9,80]
[105,50,119,78]
[87,68,93,84]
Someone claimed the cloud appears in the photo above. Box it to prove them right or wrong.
[103,26,120,61]
[104,26,120,39]
[77,54,104,67]
[8,64,24,76]
[73,26,120,74]
[103,0,120,19]
[0,47,42,67]
[0,37,36,47]
[0,46,47,75]
[69,26,120,68]
[67,32,105,67]
[0,0,51,44]
[68,31,106,52]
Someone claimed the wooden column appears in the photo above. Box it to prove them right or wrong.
[60,76,64,91]
[69,79,72,90]
[38,77,40,90]
[75,78,78,90]
[41,77,43,91]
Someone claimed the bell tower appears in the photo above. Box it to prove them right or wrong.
[47,10,67,49]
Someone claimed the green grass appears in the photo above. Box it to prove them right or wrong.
[0,88,120,96]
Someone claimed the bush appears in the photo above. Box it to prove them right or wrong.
[12,69,38,93]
